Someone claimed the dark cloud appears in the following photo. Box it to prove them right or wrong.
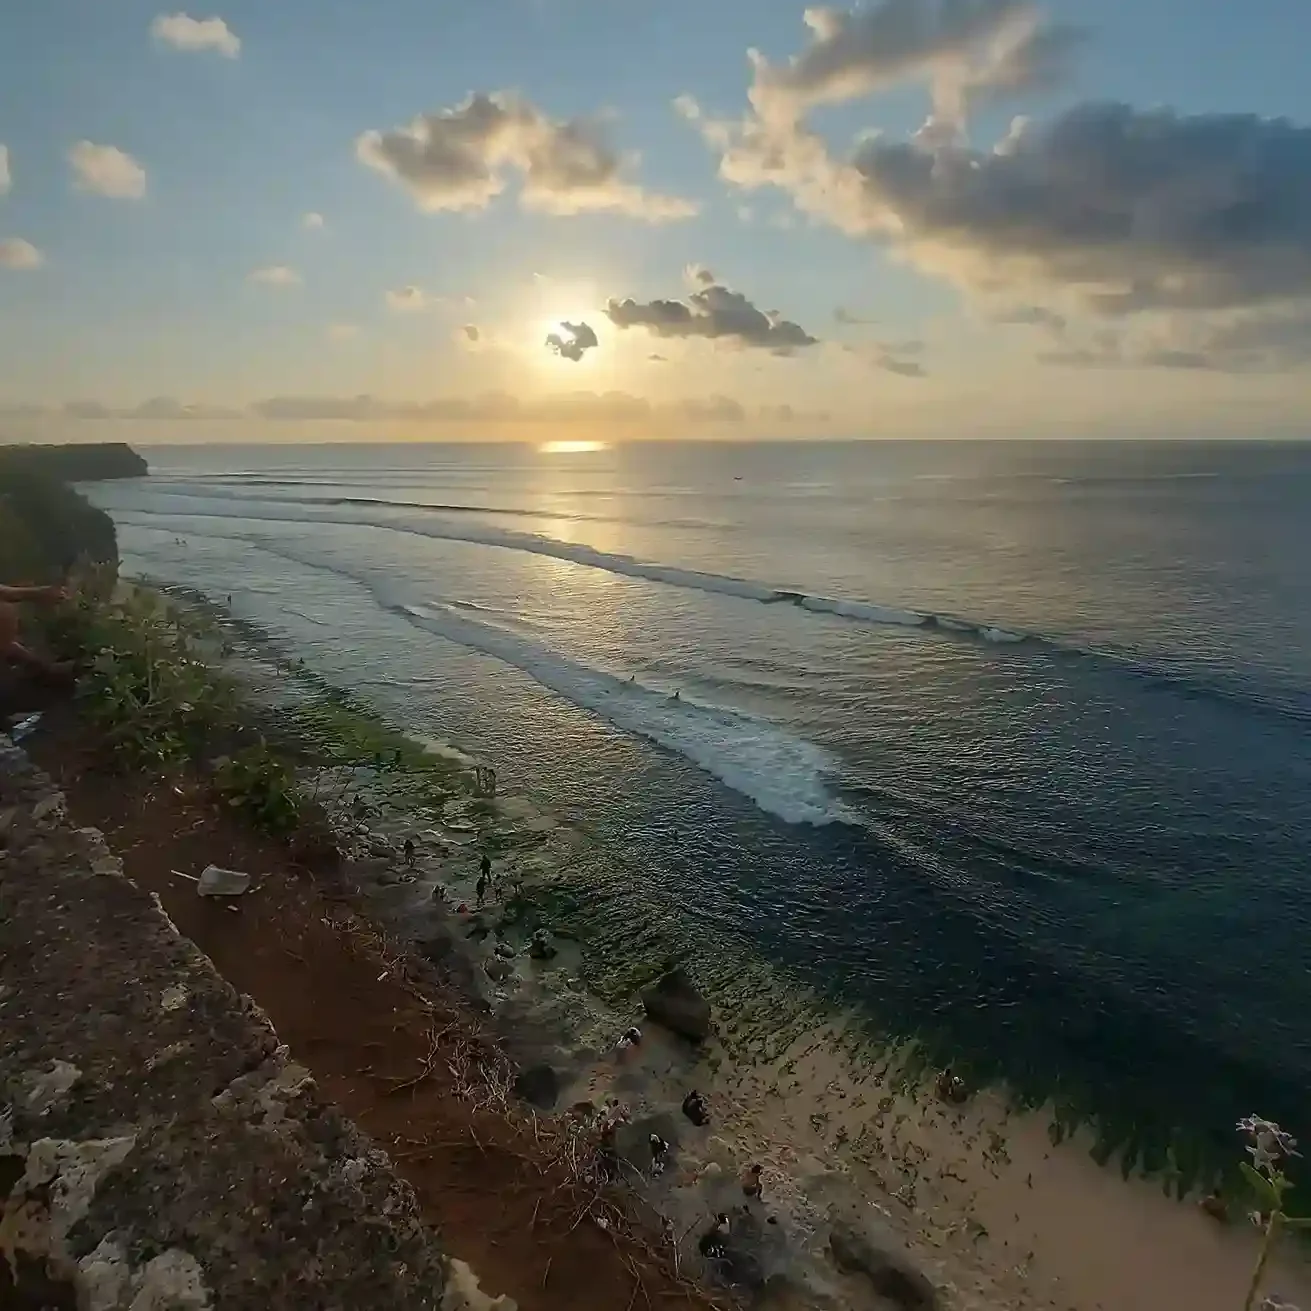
[358,92,697,221]
[691,18,1311,366]
[648,353,668,362]
[605,280,818,354]
[463,324,481,342]
[749,0,1084,129]
[545,320,599,362]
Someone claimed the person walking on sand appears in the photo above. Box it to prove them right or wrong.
[0,583,70,679]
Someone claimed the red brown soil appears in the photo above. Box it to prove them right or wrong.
[28,703,727,1311]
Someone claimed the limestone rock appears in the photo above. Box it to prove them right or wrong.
[640,968,711,1042]
[483,956,513,983]
[828,1218,938,1310]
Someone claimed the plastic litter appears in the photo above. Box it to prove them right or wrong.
[196,865,253,897]
[9,713,42,742]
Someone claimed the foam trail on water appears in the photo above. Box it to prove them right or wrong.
[128,519,853,828]
[93,492,1031,647]
[396,600,852,827]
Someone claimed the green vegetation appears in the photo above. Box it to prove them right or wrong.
[0,443,137,583]
[47,577,498,856]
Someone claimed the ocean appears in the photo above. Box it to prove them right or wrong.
[87,438,1311,1176]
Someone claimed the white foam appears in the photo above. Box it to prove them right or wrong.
[120,515,852,828]
[396,601,849,826]
[98,490,1030,647]
[798,595,928,627]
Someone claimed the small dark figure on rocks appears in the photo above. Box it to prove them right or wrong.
[616,1026,642,1053]
[431,883,448,904]
[528,928,557,960]
[935,1069,969,1105]
[741,1163,763,1200]
[698,1214,730,1261]
[403,838,416,867]
[648,1133,670,1175]
[476,872,487,908]
[481,851,492,882]
[682,1089,710,1127]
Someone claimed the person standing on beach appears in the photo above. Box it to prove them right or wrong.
[476,869,487,908]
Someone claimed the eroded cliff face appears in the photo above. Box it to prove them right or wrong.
[0,736,457,1310]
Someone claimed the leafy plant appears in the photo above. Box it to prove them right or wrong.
[1236,1116,1309,1311]
[68,585,239,768]
[213,742,301,835]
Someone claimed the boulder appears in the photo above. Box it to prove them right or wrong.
[484,956,513,983]
[640,968,711,1042]
[512,1063,561,1111]
[828,1219,938,1310]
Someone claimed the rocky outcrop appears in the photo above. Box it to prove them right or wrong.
[0,737,452,1308]
[828,1215,939,1309]
[640,968,712,1043]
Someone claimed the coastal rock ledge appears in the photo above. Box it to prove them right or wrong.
[0,736,459,1309]
[640,967,713,1043]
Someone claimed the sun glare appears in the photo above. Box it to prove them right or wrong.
[540,440,607,455]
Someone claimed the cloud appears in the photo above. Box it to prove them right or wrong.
[49,398,241,420]
[386,284,429,311]
[69,141,147,199]
[545,320,598,362]
[1035,305,1311,373]
[302,211,325,230]
[605,279,818,354]
[996,304,1066,332]
[835,306,874,324]
[879,356,926,376]
[357,92,698,221]
[245,390,746,425]
[0,238,42,270]
[0,146,9,196]
[685,263,716,287]
[697,89,1311,328]
[845,104,1311,315]
[648,352,668,362]
[150,12,241,57]
[676,394,746,422]
[248,265,301,287]
[462,324,481,342]
[127,396,244,419]
[746,0,1084,131]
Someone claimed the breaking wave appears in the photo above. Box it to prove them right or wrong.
[93,490,1030,647]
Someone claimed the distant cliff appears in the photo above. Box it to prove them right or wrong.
[0,441,148,483]
[0,443,141,581]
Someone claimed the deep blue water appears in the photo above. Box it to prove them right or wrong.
[88,439,1311,1171]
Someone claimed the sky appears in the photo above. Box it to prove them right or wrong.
[2,0,1311,442]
